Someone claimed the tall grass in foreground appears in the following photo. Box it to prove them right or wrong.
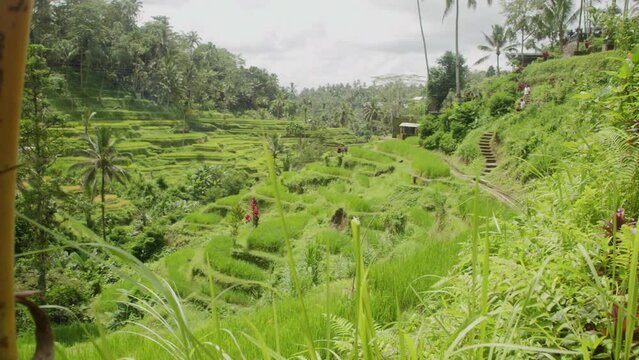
[265,147,318,360]
[17,215,229,360]
[351,218,378,360]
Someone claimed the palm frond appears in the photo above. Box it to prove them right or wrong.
[474,54,492,65]
[442,0,455,19]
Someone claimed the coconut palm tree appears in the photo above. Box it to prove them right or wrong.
[475,25,517,75]
[338,102,353,128]
[444,0,493,101]
[417,0,431,79]
[81,110,97,135]
[363,99,381,131]
[537,0,579,47]
[267,133,285,161]
[71,128,130,241]
[301,98,312,122]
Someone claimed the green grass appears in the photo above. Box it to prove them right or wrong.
[245,213,312,252]
[304,163,352,178]
[377,139,450,178]
[368,231,466,322]
[163,248,198,296]
[184,211,224,225]
[407,206,435,229]
[348,146,395,164]
[315,229,352,254]
[205,235,266,281]
[318,187,373,212]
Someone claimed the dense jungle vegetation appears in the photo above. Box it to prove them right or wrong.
[4,0,639,359]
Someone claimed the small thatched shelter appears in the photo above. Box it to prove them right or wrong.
[399,122,419,139]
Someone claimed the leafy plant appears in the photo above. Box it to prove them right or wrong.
[488,91,515,117]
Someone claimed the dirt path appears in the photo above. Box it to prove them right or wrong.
[445,159,522,210]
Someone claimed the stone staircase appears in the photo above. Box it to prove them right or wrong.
[479,132,497,176]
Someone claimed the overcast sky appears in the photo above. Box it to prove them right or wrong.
[140,0,505,89]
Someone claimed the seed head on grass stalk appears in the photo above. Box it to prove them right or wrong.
[264,144,318,360]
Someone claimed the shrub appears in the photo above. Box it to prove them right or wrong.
[423,130,442,150]
[488,92,515,117]
[419,116,439,139]
[447,101,478,127]
[188,165,248,202]
[130,225,166,262]
[437,131,457,154]
[383,211,407,234]
[46,271,92,323]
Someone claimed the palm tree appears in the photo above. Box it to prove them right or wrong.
[363,99,381,131]
[270,93,288,119]
[537,0,579,47]
[267,134,285,161]
[444,0,493,101]
[71,128,130,241]
[338,102,353,128]
[81,110,96,135]
[301,98,312,122]
[475,25,517,75]
[417,0,430,79]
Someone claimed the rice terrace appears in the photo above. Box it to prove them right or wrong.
[2,0,639,359]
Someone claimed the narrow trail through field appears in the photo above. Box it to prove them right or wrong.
[409,137,521,210]
[446,158,522,210]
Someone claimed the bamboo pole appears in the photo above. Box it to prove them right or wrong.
[0,1,33,359]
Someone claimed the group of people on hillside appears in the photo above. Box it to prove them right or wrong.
[515,83,531,112]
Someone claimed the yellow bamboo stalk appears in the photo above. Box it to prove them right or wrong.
[0,1,33,359]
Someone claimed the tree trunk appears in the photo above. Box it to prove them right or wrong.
[577,0,584,51]
[455,0,461,102]
[36,250,47,295]
[0,4,33,358]
[417,0,430,80]
[101,165,107,242]
[521,30,524,65]
[496,54,500,75]
[80,46,84,92]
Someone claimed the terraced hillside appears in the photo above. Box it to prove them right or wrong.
[34,134,514,359]
[53,116,359,184]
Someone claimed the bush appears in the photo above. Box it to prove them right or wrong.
[188,165,248,202]
[488,92,515,117]
[438,131,457,154]
[383,211,407,234]
[130,225,166,262]
[423,130,443,150]
[46,272,92,324]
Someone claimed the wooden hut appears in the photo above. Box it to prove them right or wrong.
[399,122,419,139]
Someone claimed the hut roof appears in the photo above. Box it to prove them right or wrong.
[399,122,419,128]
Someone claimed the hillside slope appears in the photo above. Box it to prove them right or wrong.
[411,51,639,357]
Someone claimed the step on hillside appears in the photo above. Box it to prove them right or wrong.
[479,132,498,176]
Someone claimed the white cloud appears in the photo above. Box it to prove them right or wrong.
[140,0,505,89]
